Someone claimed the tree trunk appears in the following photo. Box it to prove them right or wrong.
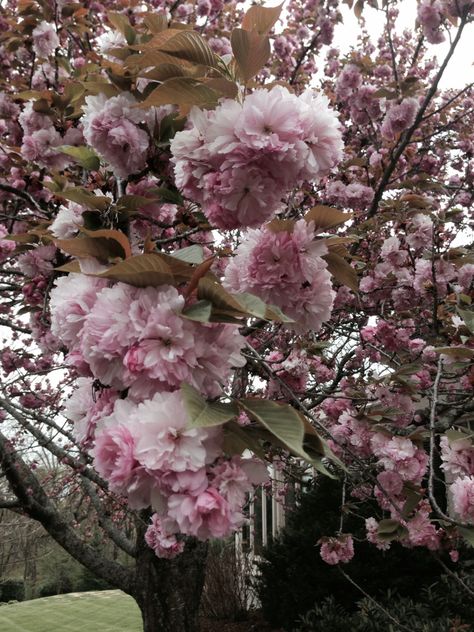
[133,526,208,632]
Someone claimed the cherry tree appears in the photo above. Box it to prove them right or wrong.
[0,0,473,630]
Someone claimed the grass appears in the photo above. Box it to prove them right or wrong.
[0,590,142,632]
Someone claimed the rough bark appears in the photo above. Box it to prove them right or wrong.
[133,519,208,632]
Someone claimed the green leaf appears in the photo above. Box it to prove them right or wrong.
[377,518,402,541]
[197,278,247,317]
[57,145,100,171]
[401,487,422,519]
[58,188,110,211]
[94,253,174,287]
[445,429,474,443]
[116,195,157,212]
[238,399,336,476]
[196,279,294,323]
[181,383,238,428]
[154,186,184,205]
[181,300,213,322]
[434,346,474,359]
[223,421,268,460]
[80,81,120,99]
[457,308,474,334]
[236,292,294,323]
[241,3,283,34]
[324,252,359,292]
[107,11,136,45]
[354,0,365,19]
[158,30,218,68]
[56,229,131,261]
[142,12,168,34]
[170,244,204,264]
[304,205,353,232]
[458,526,474,548]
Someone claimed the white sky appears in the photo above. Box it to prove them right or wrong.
[336,2,474,89]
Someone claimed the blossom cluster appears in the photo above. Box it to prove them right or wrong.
[19,101,79,171]
[51,276,245,400]
[171,86,343,229]
[224,219,335,333]
[89,392,267,543]
[49,273,269,555]
[82,93,150,178]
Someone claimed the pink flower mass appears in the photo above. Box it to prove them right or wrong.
[74,282,245,397]
[82,93,150,177]
[224,219,335,332]
[171,86,343,229]
[89,391,268,547]
[32,21,59,58]
[320,535,355,565]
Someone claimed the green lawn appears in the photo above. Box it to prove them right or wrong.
[0,590,142,632]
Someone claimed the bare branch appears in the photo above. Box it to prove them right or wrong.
[80,476,136,558]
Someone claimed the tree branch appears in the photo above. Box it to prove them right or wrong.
[338,567,412,632]
[0,395,109,492]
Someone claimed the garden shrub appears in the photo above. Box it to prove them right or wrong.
[256,477,453,630]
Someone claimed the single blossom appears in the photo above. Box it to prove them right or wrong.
[319,535,355,565]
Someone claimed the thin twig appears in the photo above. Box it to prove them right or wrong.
[432,552,474,599]
[245,343,406,519]
[338,567,413,632]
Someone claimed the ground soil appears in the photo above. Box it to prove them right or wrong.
[200,612,282,632]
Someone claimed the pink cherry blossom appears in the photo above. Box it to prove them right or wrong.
[381,98,419,139]
[79,282,245,395]
[167,487,241,540]
[224,220,335,333]
[451,475,474,522]
[82,93,150,177]
[50,203,84,239]
[32,21,59,58]
[319,534,354,565]
[50,274,108,349]
[211,456,268,508]
[0,225,15,262]
[365,517,391,550]
[64,377,119,445]
[171,86,342,229]
[145,514,184,559]
[132,391,220,473]
[91,415,139,494]
[440,435,474,477]
[21,127,71,171]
